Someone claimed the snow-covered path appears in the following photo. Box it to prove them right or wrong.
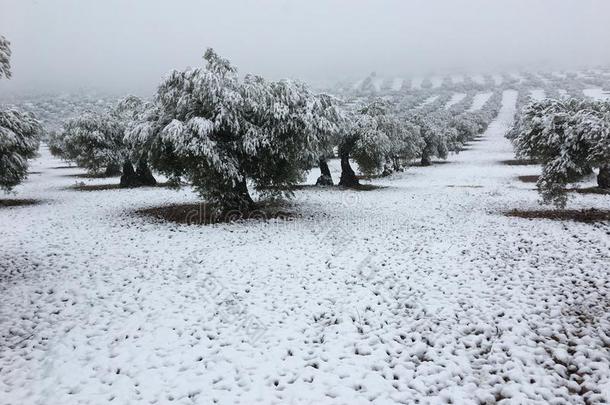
[1,91,610,404]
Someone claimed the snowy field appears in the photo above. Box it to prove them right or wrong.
[469,92,493,112]
[2,90,610,404]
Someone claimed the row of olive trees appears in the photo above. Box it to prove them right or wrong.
[0,36,42,193]
[48,96,157,187]
[510,98,610,207]
[47,49,504,211]
[49,49,343,210]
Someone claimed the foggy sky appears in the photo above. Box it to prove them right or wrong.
[1,0,610,96]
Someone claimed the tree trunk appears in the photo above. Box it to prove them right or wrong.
[339,153,359,187]
[382,157,397,177]
[392,157,402,173]
[420,154,432,166]
[225,179,255,212]
[104,163,122,177]
[598,165,610,189]
[136,159,157,186]
[316,157,334,186]
[119,160,139,188]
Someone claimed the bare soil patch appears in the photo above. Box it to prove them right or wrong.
[276,184,386,192]
[0,199,42,208]
[506,208,610,222]
[63,172,121,179]
[67,182,170,191]
[410,160,451,167]
[517,175,539,183]
[501,159,540,166]
[50,165,77,169]
[136,202,295,225]
[567,187,610,196]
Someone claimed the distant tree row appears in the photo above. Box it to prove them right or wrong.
[1,46,505,211]
[44,49,507,211]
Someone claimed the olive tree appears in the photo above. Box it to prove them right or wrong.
[338,99,422,186]
[0,36,42,192]
[55,96,156,186]
[512,98,610,206]
[128,49,339,211]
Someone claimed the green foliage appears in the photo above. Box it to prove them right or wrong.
[512,98,610,206]
[0,110,42,191]
[129,48,341,210]
[55,96,148,174]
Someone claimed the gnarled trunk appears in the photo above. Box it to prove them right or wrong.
[598,165,610,189]
[120,159,157,188]
[316,157,334,186]
[339,153,359,188]
[120,160,139,188]
[224,179,255,213]
[136,159,157,186]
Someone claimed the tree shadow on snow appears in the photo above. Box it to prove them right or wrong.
[62,172,121,179]
[505,208,610,223]
[289,184,386,191]
[500,159,540,166]
[517,175,540,183]
[567,187,610,196]
[135,202,295,226]
[66,182,171,191]
[0,199,43,208]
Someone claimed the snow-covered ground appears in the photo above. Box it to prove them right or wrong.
[444,93,466,109]
[584,88,610,101]
[469,92,493,112]
[417,95,438,108]
[1,91,610,404]
[529,89,546,101]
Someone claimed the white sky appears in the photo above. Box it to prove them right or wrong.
[1,0,610,95]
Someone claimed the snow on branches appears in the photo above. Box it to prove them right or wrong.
[53,96,149,177]
[342,99,421,184]
[512,98,610,206]
[0,109,42,191]
[0,36,43,192]
[129,48,341,210]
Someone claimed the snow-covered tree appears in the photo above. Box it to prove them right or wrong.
[450,92,502,146]
[407,111,455,166]
[314,94,345,186]
[0,36,42,192]
[0,36,11,80]
[338,99,421,186]
[451,113,482,145]
[512,98,610,206]
[128,48,338,211]
[57,96,156,185]
[0,110,42,192]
